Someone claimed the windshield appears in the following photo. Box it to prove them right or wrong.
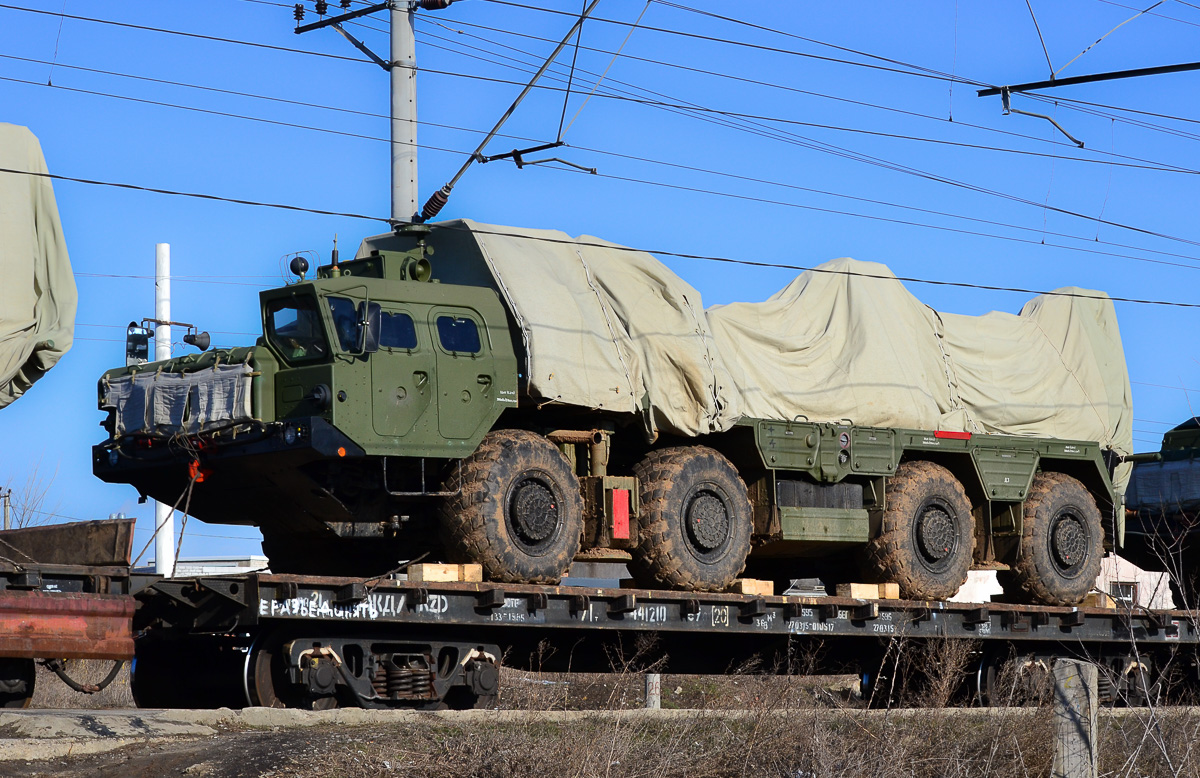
[266,296,328,363]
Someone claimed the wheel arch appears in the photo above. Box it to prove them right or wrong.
[897,450,988,513]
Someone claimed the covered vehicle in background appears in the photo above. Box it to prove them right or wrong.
[0,123,76,409]
[1123,417,1200,606]
[0,124,133,707]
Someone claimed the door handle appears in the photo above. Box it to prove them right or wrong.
[477,374,493,393]
[414,371,428,390]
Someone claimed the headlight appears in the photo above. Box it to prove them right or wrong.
[108,449,120,467]
[283,425,298,445]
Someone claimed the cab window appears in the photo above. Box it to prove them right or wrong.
[327,297,360,352]
[266,296,328,363]
[380,312,418,350]
[436,316,481,354]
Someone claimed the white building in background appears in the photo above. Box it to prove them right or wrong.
[136,555,270,577]
[951,554,1173,609]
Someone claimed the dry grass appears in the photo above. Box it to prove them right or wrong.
[30,660,133,710]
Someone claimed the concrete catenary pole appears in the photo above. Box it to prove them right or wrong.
[1052,659,1099,778]
[391,1,418,223]
[154,243,175,577]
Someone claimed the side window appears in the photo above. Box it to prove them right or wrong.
[436,315,481,354]
[380,312,418,350]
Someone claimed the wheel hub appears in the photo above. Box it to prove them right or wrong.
[1052,514,1087,570]
[917,505,956,562]
[686,491,730,552]
[509,479,558,544]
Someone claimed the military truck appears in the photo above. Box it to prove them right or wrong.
[1122,417,1200,606]
[93,221,1128,606]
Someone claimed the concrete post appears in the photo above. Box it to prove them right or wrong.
[644,673,661,709]
[154,243,175,577]
[1052,659,1099,778]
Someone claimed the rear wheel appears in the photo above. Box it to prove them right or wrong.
[862,460,974,600]
[439,430,583,584]
[1002,472,1103,606]
[630,446,752,591]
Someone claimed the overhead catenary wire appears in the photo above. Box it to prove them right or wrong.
[4,1,1195,264]
[430,221,1200,309]
[0,165,1196,309]
[0,3,370,64]
[7,69,1199,272]
[476,0,991,86]
[7,61,1200,272]
[416,15,1198,175]
[6,1,1187,178]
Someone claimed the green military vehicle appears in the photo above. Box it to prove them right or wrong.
[93,221,1126,606]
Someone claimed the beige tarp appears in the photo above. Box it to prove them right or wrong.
[360,220,1133,490]
[0,124,75,408]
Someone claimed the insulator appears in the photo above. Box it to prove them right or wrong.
[293,3,305,21]
[315,0,327,14]
[420,186,450,221]
[340,0,351,7]
[417,0,455,10]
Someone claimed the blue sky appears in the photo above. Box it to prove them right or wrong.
[1,0,1197,563]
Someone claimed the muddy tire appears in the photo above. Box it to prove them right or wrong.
[629,446,752,592]
[1002,472,1103,606]
[439,429,583,584]
[862,460,974,600]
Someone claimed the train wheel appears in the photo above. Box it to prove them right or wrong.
[862,460,974,600]
[0,659,34,708]
[977,649,1053,707]
[1003,472,1103,606]
[630,446,752,592]
[440,430,584,584]
[133,634,252,709]
[246,632,340,710]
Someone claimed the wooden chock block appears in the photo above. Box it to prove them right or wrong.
[1083,592,1117,609]
[878,582,901,600]
[727,578,774,597]
[408,563,483,583]
[835,582,881,600]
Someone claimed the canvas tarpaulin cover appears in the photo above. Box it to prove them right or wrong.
[360,220,1133,490]
[0,123,76,408]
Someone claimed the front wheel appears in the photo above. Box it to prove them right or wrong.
[439,429,584,584]
[1002,472,1103,606]
[630,446,752,592]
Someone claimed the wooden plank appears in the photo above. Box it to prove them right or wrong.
[408,563,483,583]
[878,582,901,600]
[1082,592,1116,609]
[835,583,881,599]
[726,579,773,597]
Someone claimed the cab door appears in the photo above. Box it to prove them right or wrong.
[370,307,435,439]
[430,307,496,440]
